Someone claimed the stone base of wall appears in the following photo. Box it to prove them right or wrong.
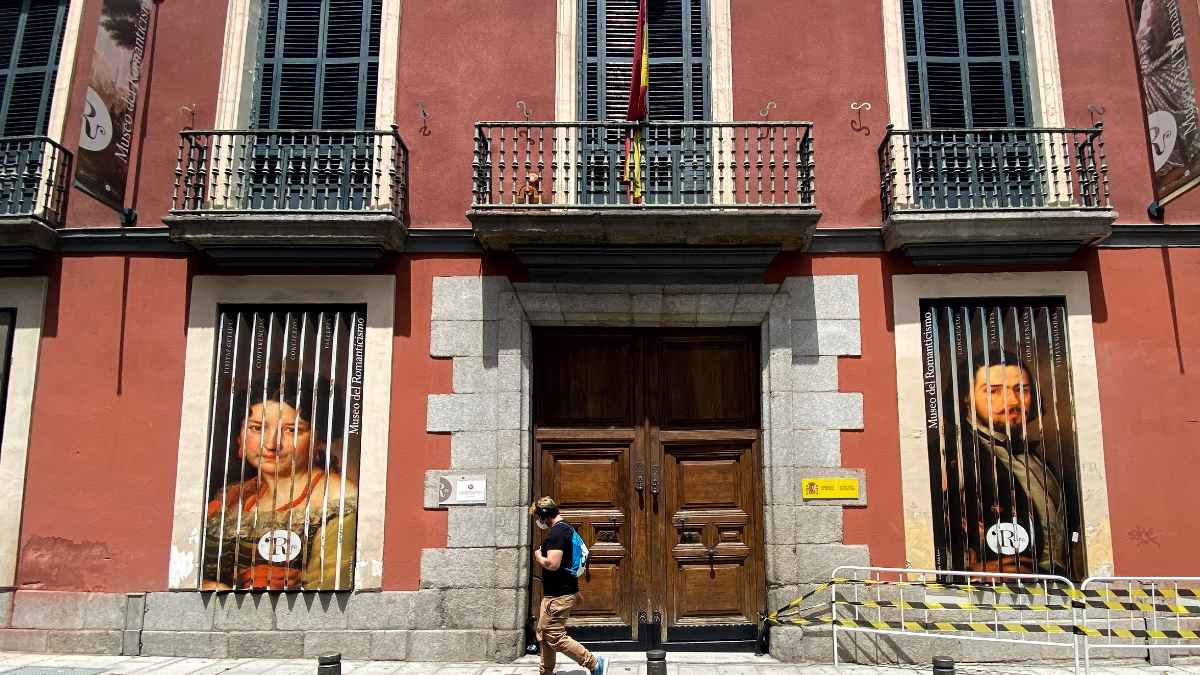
[0,589,524,662]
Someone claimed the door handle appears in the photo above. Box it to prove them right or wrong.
[634,461,645,493]
[650,463,661,495]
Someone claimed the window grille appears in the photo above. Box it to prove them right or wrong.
[201,305,366,591]
[919,298,1086,581]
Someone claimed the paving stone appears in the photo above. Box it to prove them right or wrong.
[488,629,524,662]
[795,505,843,544]
[420,548,496,589]
[792,392,864,430]
[432,277,486,321]
[453,357,500,394]
[406,629,490,661]
[451,431,498,469]
[303,630,372,659]
[793,429,841,467]
[442,589,497,629]
[427,393,498,432]
[140,630,229,658]
[143,592,215,631]
[812,275,860,320]
[0,628,48,652]
[346,592,414,630]
[448,508,497,548]
[368,630,410,660]
[274,593,350,630]
[213,593,277,630]
[46,629,122,655]
[408,589,444,629]
[792,356,838,392]
[226,630,304,658]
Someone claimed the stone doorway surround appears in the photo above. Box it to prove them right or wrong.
[422,276,869,660]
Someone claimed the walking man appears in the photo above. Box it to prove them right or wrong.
[530,496,608,675]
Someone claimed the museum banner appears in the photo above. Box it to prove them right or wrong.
[919,298,1085,580]
[1130,0,1200,203]
[200,305,366,591]
[75,0,154,211]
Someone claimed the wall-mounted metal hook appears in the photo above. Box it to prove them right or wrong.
[416,101,430,136]
[759,100,777,120]
[1088,104,1106,126]
[517,100,533,121]
[178,104,197,131]
[850,101,872,136]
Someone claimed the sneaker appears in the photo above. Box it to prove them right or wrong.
[591,655,608,675]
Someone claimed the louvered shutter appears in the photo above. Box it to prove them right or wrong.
[902,0,1030,129]
[254,0,381,129]
[0,0,69,137]
[579,0,708,122]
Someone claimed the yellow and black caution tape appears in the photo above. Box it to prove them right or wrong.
[835,598,1073,612]
[768,613,1200,640]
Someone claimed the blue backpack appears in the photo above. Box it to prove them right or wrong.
[564,526,590,578]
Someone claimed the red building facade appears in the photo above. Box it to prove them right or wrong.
[0,0,1196,662]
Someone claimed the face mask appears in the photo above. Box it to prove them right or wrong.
[535,519,549,530]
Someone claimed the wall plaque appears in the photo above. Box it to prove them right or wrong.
[438,474,487,506]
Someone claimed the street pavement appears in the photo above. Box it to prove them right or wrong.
[1,652,1199,674]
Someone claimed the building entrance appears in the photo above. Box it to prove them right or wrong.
[530,328,766,650]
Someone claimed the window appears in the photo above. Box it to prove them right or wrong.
[901,0,1042,208]
[903,0,1030,129]
[245,0,382,210]
[253,0,380,130]
[201,305,366,591]
[0,309,14,441]
[919,297,1085,580]
[577,0,710,203]
[0,0,69,138]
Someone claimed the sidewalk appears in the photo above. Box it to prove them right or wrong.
[1,652,1199,675]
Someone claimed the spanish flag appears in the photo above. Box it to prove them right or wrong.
[624,0,648,203]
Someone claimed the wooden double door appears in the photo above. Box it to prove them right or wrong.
[531,328,766,648]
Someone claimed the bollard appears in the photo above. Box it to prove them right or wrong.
[646,648,667,675]
[932,656,955,675]
[317,652,342,675]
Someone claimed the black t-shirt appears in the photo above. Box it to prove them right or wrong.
[540,521,578,597]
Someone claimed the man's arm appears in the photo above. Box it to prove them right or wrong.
[535,549,563,571]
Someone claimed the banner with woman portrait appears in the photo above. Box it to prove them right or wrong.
[200,305,366,591]
[919,298,1086,580]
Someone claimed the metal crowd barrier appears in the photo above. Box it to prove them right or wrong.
[829,566,1081,673]
[1080,576,1200,670]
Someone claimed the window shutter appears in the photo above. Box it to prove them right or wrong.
[902,0,1029,128]
[254,0,381,129]
[580,0,708,122]
[0,0,69,137]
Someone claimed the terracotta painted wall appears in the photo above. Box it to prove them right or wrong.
[18,256,190,591]
[58,0,229,228]
[1089,247,1200,575]
[731,1,890,229]
[395,1,557,230]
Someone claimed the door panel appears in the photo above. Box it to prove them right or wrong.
[532,328,764,647]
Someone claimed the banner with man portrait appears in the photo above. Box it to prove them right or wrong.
[200,305,366,591]
[919,298,1086,580]
[1130,0,1200,203]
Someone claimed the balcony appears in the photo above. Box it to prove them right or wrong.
[166,128,408,268]
[0,136,71,269]
[467,121,819,279]
[879,125,1116,265]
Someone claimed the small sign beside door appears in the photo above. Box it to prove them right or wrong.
[801,477,860,501]
[438,474,487,506]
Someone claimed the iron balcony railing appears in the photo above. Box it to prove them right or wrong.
[472,121,815,208]
[171,128,408,218]
[879,125,1110,220]
[0,135,72,227]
